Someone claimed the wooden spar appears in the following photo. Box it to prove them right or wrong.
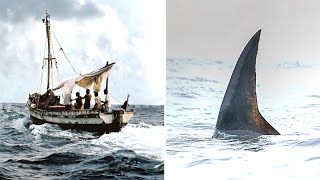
[125,94,130,111]
[44,12,52,90]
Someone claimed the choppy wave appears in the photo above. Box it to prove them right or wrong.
[0,103,164,179]
[2,150,163,179]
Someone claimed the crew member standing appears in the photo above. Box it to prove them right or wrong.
[83,89,92,109]
[103,89,111,112]
[93,91,102,111]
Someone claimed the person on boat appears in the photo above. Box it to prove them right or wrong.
[92,92,102,111]
[39,89,55,109]
[38,92,49,109]
[72,92,83,109]
[121,100,128,110]
[64,91,72,110]
[102,89,111,112]
[83,89,92,109]
[47,89,56,106]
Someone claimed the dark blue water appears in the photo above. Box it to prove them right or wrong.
[0,103,164,179]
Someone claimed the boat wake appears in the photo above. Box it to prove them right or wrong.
[28,122,164,160]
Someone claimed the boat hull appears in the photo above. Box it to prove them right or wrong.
[29,114,126,134]
[27,99,134,134]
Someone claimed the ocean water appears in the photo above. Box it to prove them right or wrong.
[166,58,320,180]
[0,104,164,179]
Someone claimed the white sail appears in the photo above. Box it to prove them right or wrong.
[52,63,114,94]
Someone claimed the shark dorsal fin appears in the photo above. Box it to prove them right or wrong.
[214,30,280,137]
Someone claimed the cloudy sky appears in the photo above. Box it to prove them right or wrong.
[168,0,320,104]
[0,0,165,105]
[168,0,320,61]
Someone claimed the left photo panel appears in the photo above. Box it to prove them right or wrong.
[0,0,165,179]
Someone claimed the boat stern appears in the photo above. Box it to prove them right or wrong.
[107,109,135,126]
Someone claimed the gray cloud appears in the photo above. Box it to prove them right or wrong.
[0,0,105,103]
[0,0,104,23]
[0,0,104,80]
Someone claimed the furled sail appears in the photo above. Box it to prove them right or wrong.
[52,63,114,94]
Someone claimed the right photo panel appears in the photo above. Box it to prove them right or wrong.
[166,0,320,179]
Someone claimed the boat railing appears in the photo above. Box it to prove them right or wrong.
[34,107,99,116]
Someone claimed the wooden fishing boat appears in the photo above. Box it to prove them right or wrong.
[26,12,134,134]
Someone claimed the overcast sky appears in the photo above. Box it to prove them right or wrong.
[168,0,320,62]
[168,0,320,103]
[0,0,165,105]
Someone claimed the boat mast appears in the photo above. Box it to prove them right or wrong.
[43,11,52,90]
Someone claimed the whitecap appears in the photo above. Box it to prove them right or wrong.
[12,117,31,132]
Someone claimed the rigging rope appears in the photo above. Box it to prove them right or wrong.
[37,40,47,93]
[36,40,48,109]
[54,58,64,98]
[103,73,123,104]
[50,40,55,89]
[37,59,46,93]
[108,92,122,104]
[54,59,62,84]
[44,28,130,105]
[51,30,81,75]
[105,73,128,104]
